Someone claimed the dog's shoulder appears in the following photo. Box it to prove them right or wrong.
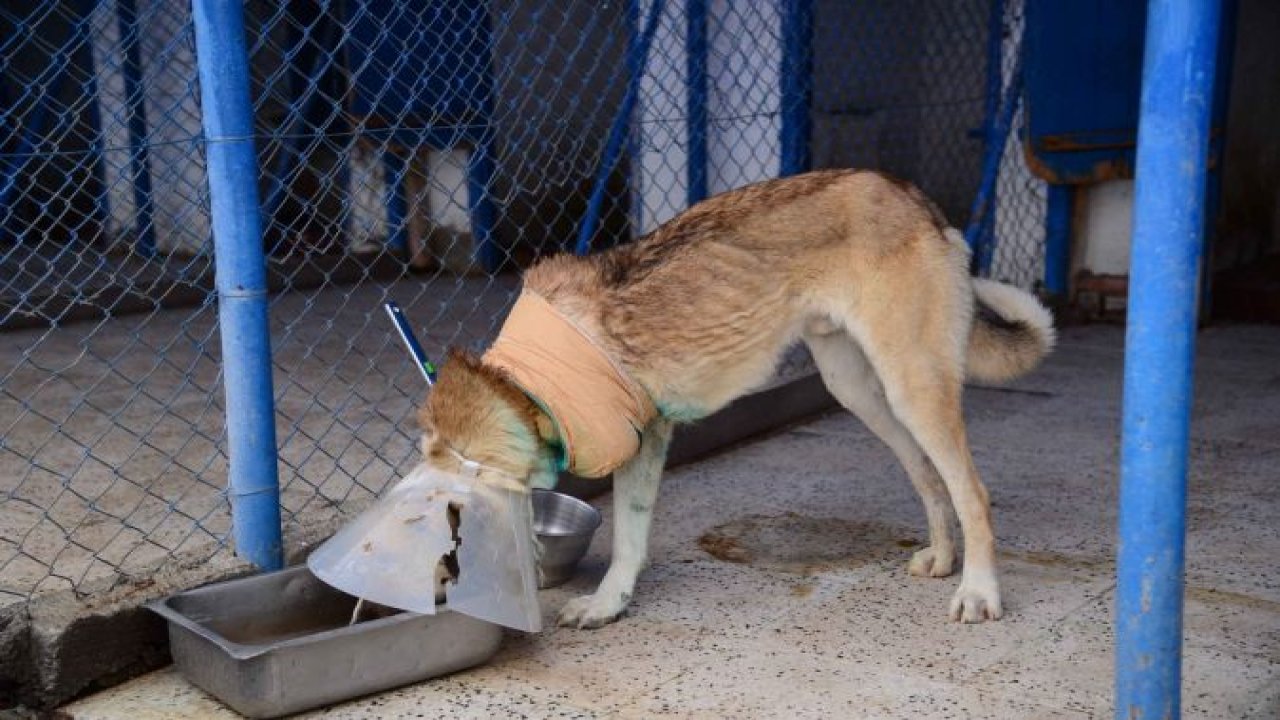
[523,253,600,297]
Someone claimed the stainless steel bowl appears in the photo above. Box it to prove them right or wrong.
[533,489,602,588]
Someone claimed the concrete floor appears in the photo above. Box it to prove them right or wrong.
[61,325,1280,718]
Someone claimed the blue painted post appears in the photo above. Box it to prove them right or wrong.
[964,43,1022,275]
[0,50,74,245]
[467,138,499,270]
[0,0,105,248]
[1198,0,1239,319]
[191,0,284,570]
[1043,185,1073,297]
[117,0,158,257]
[82,60,110,245]
[262,20,338,251]
[686,0,708,206]
[622,0,644,235]
[467,10,500,273]
[1116,0,1221,716]
[383,151,409,253]
[575,0,667,256]
[976,0,1005,268]
[779,0,812,177]
[72,0,111,243]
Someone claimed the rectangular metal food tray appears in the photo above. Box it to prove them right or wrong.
[148,565,503,718]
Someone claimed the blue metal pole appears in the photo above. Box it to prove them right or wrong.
[575,0,666,256]
[262,19,339,254]
[1043,184,1073,297]
[0,78,16,247]
[191,0,284,571]
[686,0,708,206]
[976,0,1005,269]
[117,0,158,257]
[1198,0,1238,320]
[0,62,69,246]
[622,0,644,236]
[78,8,112,246]
[1116,0,1221,716]
[779,0,812,177]
[467,138,500,271]
[467,10,500,273]
[382,151,409,253]
[964,45,1022,275]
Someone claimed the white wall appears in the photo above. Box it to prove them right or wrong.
[345,147,472,254]
[632,0,783,234]
[90,0,211,255]
[88,0,133,247]
[1075,180,1134,277]
[632,0,691,234]
[707,0,780,195]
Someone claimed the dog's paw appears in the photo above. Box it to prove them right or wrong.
[907,545,955,578]
[557,593,628,629]
[948,579,1003,623]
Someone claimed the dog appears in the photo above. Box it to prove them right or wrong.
[416,169,1055,628]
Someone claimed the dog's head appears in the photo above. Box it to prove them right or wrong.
[417,349,560,489]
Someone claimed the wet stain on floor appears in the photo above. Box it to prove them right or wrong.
[1186,585,1280,614]
[696,532,751,564]
[790,581,816,598]
[997,548,1111,573]
[697,512,918,575]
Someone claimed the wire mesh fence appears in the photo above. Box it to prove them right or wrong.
[1,0,1048,605]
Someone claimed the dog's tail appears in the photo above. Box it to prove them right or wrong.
[940,228,1055,382]
[965,278,1056,383]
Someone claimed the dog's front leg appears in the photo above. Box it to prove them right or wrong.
[558,418,674,629]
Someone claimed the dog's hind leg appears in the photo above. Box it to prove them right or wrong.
[557,417,675,629]
[804,325,956,578]
[855,330,1003,623]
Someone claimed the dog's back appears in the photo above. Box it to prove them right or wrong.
[522,170,1051,420]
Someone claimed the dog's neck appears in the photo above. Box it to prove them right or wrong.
[477,379,565,489]
[474,382,563,486]
[526,400,568,489]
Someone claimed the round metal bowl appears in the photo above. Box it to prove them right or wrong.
[532,489,602,588]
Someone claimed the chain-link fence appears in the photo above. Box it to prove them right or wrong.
[1,0,1048,610]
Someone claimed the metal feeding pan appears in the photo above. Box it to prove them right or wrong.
[148,565,502,718]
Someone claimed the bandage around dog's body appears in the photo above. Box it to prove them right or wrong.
[484,291,656,478]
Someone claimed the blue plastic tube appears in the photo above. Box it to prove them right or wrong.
[192,0,283,571]
[1115,0,1222,716]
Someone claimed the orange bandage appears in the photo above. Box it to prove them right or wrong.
[484,291,656,478]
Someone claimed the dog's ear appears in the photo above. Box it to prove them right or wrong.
[417,400,439,458]
[416,373,440,458]
[418,348,542,475]
[417,349,476,459]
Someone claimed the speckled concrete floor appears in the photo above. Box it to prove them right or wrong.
[61,326,1280,719]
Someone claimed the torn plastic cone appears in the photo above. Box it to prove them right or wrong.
[307,461,542,632]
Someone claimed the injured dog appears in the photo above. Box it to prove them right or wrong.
[416,169,1055,628]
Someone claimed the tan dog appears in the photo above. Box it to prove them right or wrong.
[418,169,1055,628]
